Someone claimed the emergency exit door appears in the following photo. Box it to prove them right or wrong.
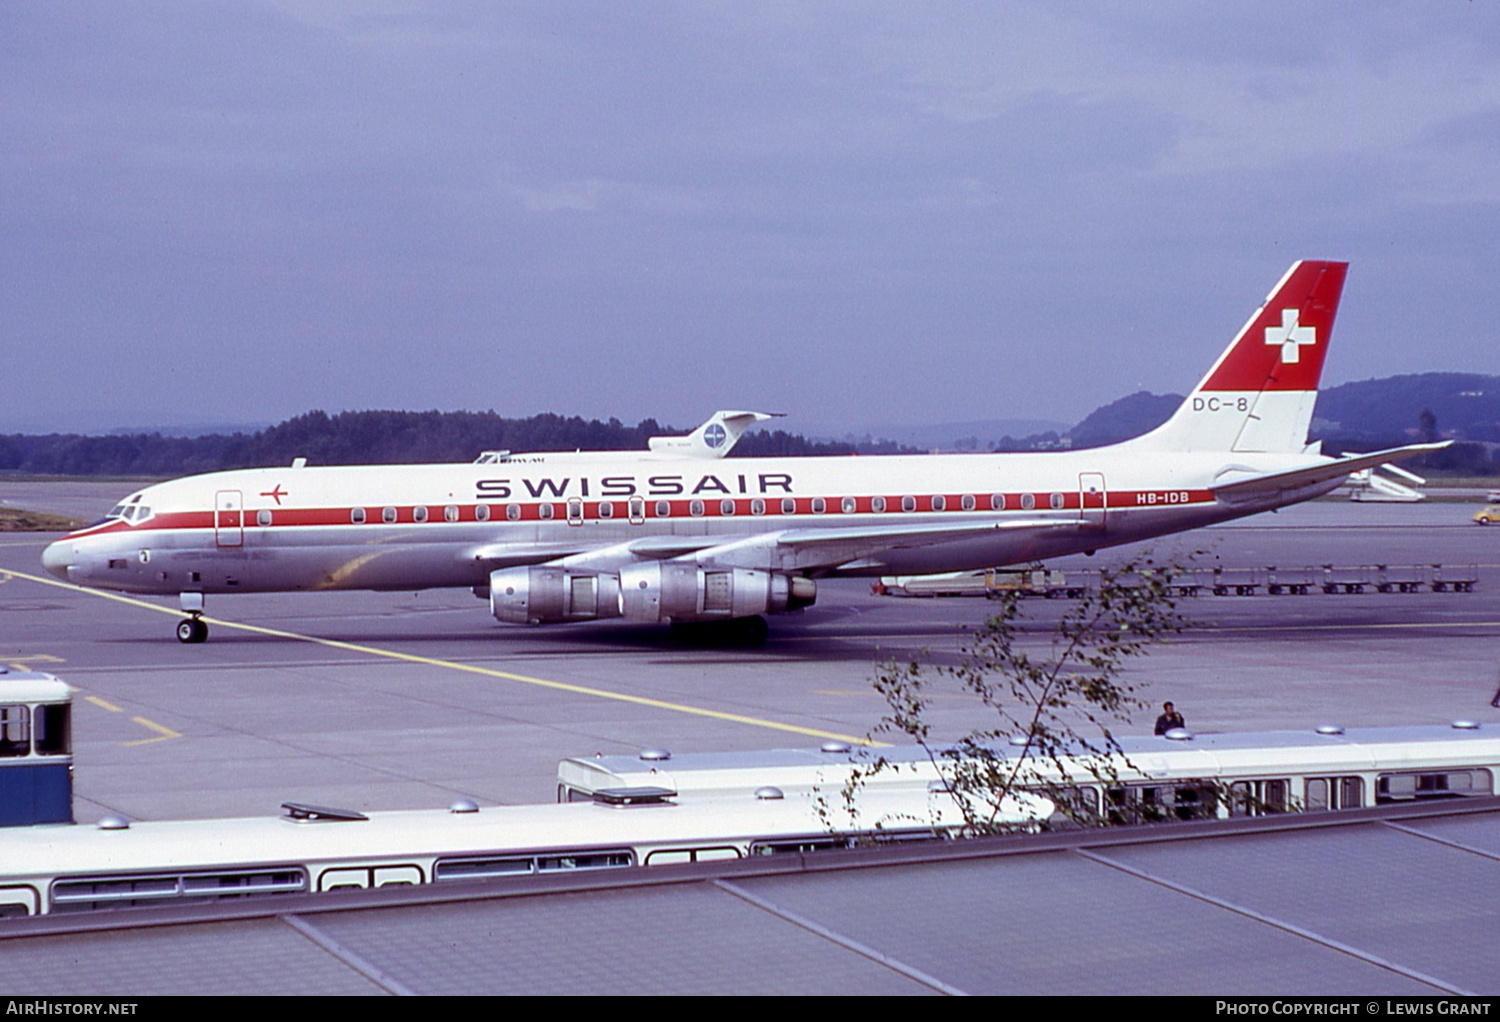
[1079,473,1106,528]
[215,490,243,547]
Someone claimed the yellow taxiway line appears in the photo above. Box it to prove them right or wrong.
[0,567,881,747]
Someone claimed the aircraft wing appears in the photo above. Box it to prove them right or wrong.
[685,517,1080,574]
[471,518,1078,576]
[464,542,602,568]
[1211,442,1449,502]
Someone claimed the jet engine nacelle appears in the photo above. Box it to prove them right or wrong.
[616,563,815,623]
[489,566,623,625]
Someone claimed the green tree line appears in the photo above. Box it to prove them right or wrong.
[0,410,907,477]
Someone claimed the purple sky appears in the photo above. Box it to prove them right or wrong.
[5,2,1499,435]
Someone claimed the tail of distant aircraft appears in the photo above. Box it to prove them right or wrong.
[647,410,781,458]
[1128,260,1349,454]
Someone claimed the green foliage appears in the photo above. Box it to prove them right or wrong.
[845,555,1190,835]
[0,410,914,476]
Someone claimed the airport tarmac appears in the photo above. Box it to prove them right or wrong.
[2,481,1498,826]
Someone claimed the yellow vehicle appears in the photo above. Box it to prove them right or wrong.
[1474,505,1500,524]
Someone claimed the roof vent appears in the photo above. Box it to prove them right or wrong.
[1164,727,1194,741]
[591,786,676,807]
[96,815,130,831]
[449,799,479,814]
[638,747,671,762]
[1315,724,1345,735]
[820,740,852,754]
[754,786,785,800]
[281,801,369,823]
[1452,719,1481,730]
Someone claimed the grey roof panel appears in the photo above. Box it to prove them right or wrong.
[0,918,387,997]
[1098,823,1499,994]
[732,852,1436,996]
[304,883,939,996]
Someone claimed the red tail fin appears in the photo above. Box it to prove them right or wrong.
[1130,261,1349,453]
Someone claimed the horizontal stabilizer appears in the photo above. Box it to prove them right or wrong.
[1211,442,1449,502]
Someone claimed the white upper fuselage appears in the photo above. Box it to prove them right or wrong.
[42,443,1334,597]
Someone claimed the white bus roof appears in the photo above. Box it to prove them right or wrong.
[0,668,70,705]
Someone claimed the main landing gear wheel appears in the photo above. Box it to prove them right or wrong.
[176,617,208,644]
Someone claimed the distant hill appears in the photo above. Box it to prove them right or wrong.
[1314,374,1500,443]
[1063,373,1500,448]
[806,418,1070,452]
[1068,392,1183,449]
[1055,373,1500,475]
[4,374,1498,476]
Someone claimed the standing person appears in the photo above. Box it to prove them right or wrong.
[1155,701,1185,735]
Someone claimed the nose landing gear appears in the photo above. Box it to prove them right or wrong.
[176,592,208,644]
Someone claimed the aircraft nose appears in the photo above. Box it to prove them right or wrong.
[41,540,73,581]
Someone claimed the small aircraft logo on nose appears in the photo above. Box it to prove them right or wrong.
[1265,309,1316,364]
[260,484,288,505]
[703,423,727,449]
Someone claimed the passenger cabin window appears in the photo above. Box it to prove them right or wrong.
[811,498,826,514]
[750,498,765,515]
[901,496,916,513]
[1377,768,1493,802]
[506,505,521,521]
[991,494,1006,511]
[1306,776,1364,811]
[476,504,491,522]
[444,505,459,522]
[1229,779,1289,816]
[1020,494,1035,510]
[598,501,614,519]
[256,510,272,527]
[961,494,976,511]
[413,506,428,523]
[1105,782,1220,824]
[655,501,671,518]
[538,503,554,520]
[382,507,397,524]
[0,706,29,757]
[34,703,69,756]
[781,498,796,515]
[689,500,704,517]
[719,499,734,516]
[841,497,857,513]
[1050,493,1065,510]
[931,495,946,512]
[872,496,887,513]
[645,847,740,865]
[350,508,366,525]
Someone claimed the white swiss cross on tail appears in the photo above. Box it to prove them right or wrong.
[1265,309,1316,364]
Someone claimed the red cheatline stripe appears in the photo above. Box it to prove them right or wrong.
[71,489,1216,536]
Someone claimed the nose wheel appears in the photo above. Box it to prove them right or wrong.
[176,616,208,644]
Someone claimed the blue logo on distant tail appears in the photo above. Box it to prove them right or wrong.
[704,423,727,449]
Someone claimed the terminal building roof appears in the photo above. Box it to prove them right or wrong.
[3,798,1497,996]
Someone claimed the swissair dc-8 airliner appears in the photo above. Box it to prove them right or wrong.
[43,261,1443,644]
